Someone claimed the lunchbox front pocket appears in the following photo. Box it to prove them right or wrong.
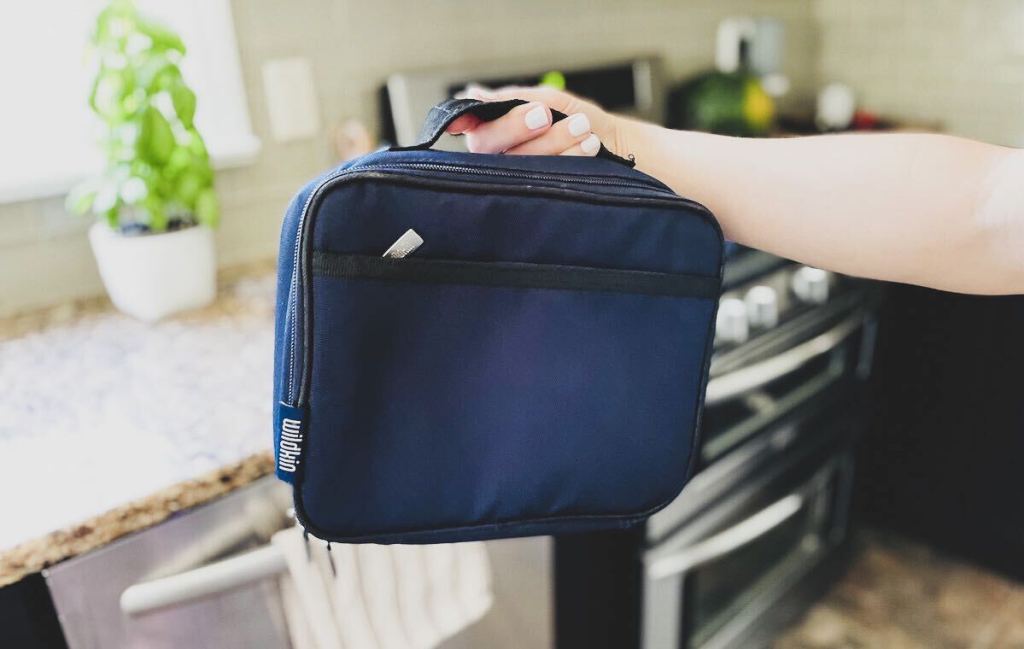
[298,252,718,540]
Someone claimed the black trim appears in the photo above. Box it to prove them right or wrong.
[349,168,711,216]
[359,161,670,194]
[312,252,721,299]
[410,159,671,191]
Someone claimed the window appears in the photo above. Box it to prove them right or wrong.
[0,0,259,204]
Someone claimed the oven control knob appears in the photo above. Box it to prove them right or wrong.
[745,285,779,329]
[792,266,831,305]
[716,297,749,344]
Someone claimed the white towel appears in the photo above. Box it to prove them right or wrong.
[454,541,493,623]
[327,544,379,649]
[279,572,318,649]
[272,528,344,649]
[272,527,493,649]
[356,543,413,649]
[392,545,444,648]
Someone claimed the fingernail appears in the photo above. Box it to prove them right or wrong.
[525,104,549,130]
[568,113,590,137]
[581,134,600,154]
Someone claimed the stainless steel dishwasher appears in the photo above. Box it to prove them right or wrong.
[44,477,552,649]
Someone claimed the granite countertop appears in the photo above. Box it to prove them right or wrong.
[0,265,279,587]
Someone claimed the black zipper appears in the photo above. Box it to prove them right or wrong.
[288,164,722,407]
[368,161,675,194]
[312,252,721,299]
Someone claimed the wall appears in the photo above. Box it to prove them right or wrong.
[815,0,1024,146]
[0,0,817,316]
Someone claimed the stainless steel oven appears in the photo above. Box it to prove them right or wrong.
[635,250,877,649]
[642,408,857,649]
[383,57,663,148]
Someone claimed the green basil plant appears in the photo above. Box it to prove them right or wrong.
[67,0,219,234]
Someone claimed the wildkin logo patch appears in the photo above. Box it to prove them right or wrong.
[277,417,304,475]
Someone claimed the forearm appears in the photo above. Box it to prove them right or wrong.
[618,120,1024,294]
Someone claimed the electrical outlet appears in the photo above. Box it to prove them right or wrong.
[261,57,322,142]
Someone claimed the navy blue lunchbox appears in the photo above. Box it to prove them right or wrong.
[273,99,724,543]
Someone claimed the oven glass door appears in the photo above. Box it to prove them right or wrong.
[643,446,852,649]
[681,489,817,649]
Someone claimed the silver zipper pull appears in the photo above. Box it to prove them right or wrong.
[382,229,424,259]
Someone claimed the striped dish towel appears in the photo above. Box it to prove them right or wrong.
[272,527,493,649]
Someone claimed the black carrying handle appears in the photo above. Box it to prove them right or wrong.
[391,98,635,168]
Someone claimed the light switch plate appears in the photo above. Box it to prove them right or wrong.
[262,57,322,142]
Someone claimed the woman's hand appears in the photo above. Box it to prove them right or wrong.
[446,86,627,158]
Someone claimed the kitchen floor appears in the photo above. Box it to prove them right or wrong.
[775,531,1024,649]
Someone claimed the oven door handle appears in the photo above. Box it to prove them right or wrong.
[705,313,863,406]
[646,492,805,580]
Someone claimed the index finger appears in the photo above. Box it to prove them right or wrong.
[488,86,578,113]
[446,114,482,134]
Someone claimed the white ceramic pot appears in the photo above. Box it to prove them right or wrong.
[89,222,217,322]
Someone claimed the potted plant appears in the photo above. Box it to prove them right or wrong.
[67,0,220,321]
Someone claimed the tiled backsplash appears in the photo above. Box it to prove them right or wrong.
[816,0,1024,146]
[3,0,1021,315]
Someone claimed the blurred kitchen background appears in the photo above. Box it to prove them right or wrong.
[1,1,1023,648]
